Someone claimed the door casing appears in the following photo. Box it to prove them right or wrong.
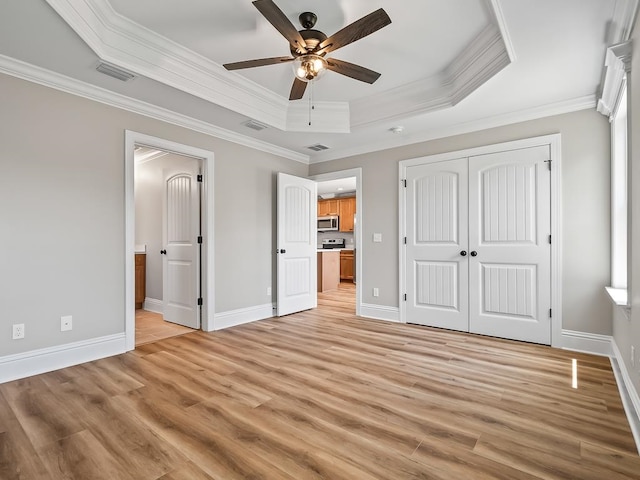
[399,134,562,347]
[310,168,363,317]
[125,130,215,351]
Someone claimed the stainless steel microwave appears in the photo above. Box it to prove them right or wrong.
[318,215,339,231]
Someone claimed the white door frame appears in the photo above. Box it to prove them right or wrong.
[310,168,363,317]
[399,134,562,347]
[125,131,215,351]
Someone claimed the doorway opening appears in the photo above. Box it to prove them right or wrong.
[311,168,362,316]
[125,131,215,351]
[134,147,202,345]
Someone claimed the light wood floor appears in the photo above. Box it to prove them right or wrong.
[1,285,639,479]
[135,309,195,346]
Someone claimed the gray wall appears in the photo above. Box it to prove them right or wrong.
[134,153,199,301]
[310,108,612,335]
[613,12,640,400]
[0,72,306,357]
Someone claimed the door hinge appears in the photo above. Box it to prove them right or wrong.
[544,160,551,171]
[197,236,203,244]
[404,293,407,301]
[549,308,552,318]
[403,179,407,188]
[548,234,551,244]
[197,297,203,306]
[404,236,407,244]
[197,174,203,182]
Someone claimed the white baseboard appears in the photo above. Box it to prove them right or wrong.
[560,329,613,356]
[143,297,163,314]
[360,303,400,323]
[611,340,640,454]
[0,334,127,384]
[213,303,274,331]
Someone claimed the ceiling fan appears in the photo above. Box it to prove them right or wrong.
[223,0,392,100]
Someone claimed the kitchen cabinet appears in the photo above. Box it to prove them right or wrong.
[317,196,356,232]
[318,199,339,216]
[340,249,354,281]
[135,253,146,309]
[338,197,356,232]
[317,251,340,292]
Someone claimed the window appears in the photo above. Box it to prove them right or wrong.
[611,85,628,289]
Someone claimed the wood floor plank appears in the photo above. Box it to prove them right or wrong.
[0,282,637,479]
[37,429,134,480]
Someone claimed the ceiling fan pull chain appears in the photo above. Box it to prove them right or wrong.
[308,81,313,126]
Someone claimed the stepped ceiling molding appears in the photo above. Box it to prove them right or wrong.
[0,1,629,162]
[44,0,512,133]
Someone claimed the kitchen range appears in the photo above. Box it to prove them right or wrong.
[321,238,345,249]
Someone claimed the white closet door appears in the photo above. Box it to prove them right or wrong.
[468,145,551,344]
[405,159,469,332]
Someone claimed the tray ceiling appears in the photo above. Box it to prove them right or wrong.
[0,0,627,162]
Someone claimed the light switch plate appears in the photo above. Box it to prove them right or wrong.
[373,233,382,243]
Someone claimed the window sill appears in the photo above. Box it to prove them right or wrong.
[606,287,628,306]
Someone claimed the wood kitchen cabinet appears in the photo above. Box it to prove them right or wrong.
[317,196,356,232]
[135,253,146,309]
[317,251,340,292]
[318,199,339,216]
[338,197,356,232]
[340,249,354,281]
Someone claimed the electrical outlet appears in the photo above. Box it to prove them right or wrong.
[266,287,271,296]
[61,315,72,332]
[12,324,25,340]
[373,287,379,297]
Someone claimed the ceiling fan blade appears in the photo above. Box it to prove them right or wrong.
[325,58,381,84]
[224,56,293,70]
[315,8,391,55]
[289,78,307,100]
[252,0,308,53]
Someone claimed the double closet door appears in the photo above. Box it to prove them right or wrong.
[404,145,551,344]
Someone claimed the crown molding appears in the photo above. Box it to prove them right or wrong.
[607,0,639,45]
[309,95,595,164]
[45,0,513,135]
[350,23,511,128]
[487,0,517,62]
[444,24,511,106]
[597,41,633,117]
[0,54,309,163]
[44,0,290,129]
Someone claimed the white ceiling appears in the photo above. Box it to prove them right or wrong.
[0,0,622,163]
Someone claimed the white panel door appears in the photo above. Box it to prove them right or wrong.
[468,146,551,344]
[277,173,317,316]
[405,159,469,331]
[162,166,200,329]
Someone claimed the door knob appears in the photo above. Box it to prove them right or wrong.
[160,249,167,255]
[460,250,467,256]
[280,249,286,254]
[470,251,478,257]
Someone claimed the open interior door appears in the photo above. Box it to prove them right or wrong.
[162,164,201,329]
[277,173,317,316]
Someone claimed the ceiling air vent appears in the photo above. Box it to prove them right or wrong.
[307,144,330,152]
[243,120,269,131]
[96,61,136,82]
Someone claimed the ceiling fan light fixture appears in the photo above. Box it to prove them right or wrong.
[293,54,327,82]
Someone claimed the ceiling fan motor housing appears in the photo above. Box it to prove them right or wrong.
[291,28,327,56]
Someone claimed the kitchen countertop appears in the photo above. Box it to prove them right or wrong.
[317,248,354,252]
